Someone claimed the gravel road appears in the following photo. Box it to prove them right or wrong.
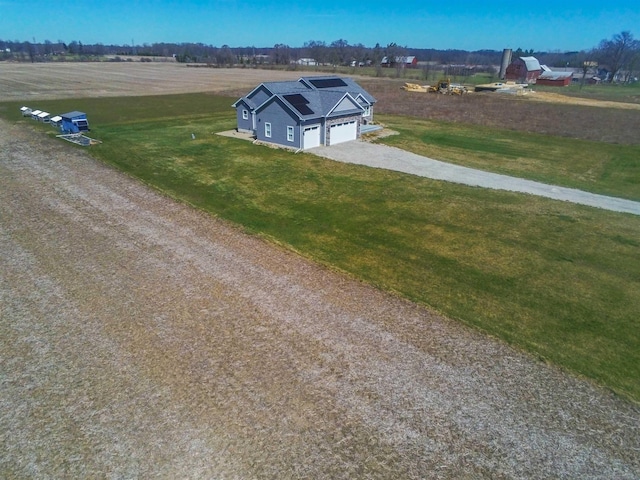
[314,141,640,216]
[2,119,640,479]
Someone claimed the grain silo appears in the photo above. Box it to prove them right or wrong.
[499,49,512,80]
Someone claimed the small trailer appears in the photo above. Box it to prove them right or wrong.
[59,111,90,134]
[37,111,51,123]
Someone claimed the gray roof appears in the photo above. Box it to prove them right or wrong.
[234,76,375,117]
[519,56,542,72]
[299,76,376,105]
[256,90,363,120]
[61,111,87,119]
[538,71,573,80]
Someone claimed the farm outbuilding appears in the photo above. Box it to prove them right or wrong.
[505,56,542,83]
[60,111,90,134]
[37,111,51,123]
[536,70,573,86]
[50,115,62,127]
[381,56,418,68]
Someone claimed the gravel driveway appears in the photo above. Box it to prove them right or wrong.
[314,141,640,216]
[2,120,639,479]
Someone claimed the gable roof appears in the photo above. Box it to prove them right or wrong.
[298,76,376,105]
[254,89,363,120]
[519,56,542,72]
[234,76,374,122]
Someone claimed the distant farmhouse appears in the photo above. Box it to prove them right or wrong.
[233,76,376,150]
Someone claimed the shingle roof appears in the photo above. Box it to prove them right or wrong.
[235,76,374,120]
[256,90,363,120]
[299,76,376,105]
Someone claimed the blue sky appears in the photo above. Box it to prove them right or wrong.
[1,0,637,51]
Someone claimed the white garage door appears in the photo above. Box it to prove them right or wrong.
[329,120,357,145]
[303,125,321,149]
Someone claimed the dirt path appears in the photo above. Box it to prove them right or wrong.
[1,120,639,479]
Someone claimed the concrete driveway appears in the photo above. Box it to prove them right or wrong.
[313,141,640,216]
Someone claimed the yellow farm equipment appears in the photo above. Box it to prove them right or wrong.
[402,78,468,95]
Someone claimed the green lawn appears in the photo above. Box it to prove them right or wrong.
[2,94,639,402]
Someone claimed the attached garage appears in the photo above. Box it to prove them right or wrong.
[303,125,321,149]
[329,120,357,145]
[234,76,377,151]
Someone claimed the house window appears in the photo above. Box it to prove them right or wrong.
[363,105,370,117]
[242,109,248,120]
[287,126,294,142]
[265,122,271,138]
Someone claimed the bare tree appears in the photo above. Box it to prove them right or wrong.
[272,44,290,65]
[303,40,328,68]
[384,42,406,77]
[596,31,639,82]
[329,39,349,66]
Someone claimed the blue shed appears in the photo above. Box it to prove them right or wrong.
[60,111,90,134]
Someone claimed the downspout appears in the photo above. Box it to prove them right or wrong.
[299,123,303,152]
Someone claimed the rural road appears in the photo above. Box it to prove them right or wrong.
[2,119,640,479]
[314,141,640,216]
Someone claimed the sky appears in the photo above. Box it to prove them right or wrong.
[1,0,637,52]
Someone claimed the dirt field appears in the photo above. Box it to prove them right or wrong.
[360,79,640,145]
[0,62,365,101]
[2,63,640,478]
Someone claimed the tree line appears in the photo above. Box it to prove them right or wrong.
[1,32,637,82]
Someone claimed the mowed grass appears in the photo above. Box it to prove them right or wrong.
[376,115,640,201]
[2,94,639,402]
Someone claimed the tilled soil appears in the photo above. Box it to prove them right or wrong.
[0,62,312,101]
[2,120,640,479]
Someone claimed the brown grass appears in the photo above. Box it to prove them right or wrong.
[360,79,640,145]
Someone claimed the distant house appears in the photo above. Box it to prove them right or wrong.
[296,58,317,66]
[381,56,418,68]
[232,76,376,150]
[505,56,542,83]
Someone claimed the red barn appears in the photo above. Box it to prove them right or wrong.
[536,71,573,86]
[381,55,418,68]
[505,56,542,83]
